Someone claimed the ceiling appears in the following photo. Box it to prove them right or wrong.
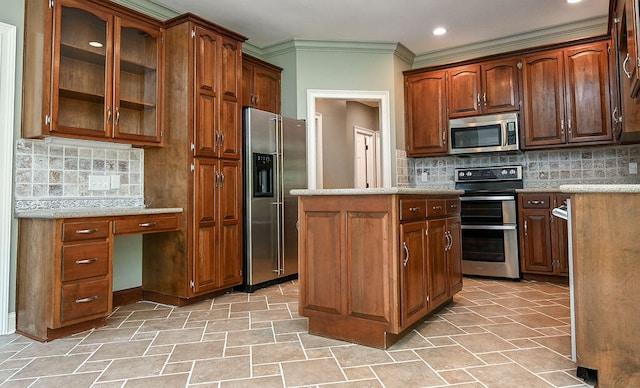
[151,0,609,55]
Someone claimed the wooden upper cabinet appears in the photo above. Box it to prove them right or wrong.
[242,54,282,114]
[564,42,612,144]
[482,59,520,113]
[448,65,481,117]
[23,0,164,146]
[193,26,242,159]
[193,25,219,158]
[448,59,519,118]
[404,70,448,156]
[219,38,242,159]
[521,50,566,147]
[612,0,640,144]
[522,42,612,149]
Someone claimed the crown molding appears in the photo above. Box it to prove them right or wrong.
[112,0,179,20]
[413,16,608,69]
[255,39,414,65]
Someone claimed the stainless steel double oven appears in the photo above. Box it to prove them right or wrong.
[455,166,522,279]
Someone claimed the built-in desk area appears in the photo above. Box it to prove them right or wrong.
[15,207,182,342]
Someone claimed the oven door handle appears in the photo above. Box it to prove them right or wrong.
[461,225,517,231]
[460,196,515,201]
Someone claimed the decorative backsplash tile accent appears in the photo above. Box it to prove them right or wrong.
[14,139,144,211]
[399,144,640,189]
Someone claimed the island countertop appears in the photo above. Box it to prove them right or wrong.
[290,187,464,196]
[559,184,640,193]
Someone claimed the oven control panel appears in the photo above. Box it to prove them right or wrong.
[454,165,522,182]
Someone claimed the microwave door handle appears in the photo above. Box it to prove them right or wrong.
[502,123,508,147]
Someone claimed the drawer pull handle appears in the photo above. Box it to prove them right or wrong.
[402,242,410,267]
[408,207,420,212]
[450,204,458,208]
[75,258,99,265]
[75,228,99,234]
[138,222,157,227]
[528,200,544,205]
[432,205,443,210]
[75,296,98,304]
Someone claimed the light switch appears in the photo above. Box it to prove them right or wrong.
[110,175,121,189]
[630,162,638,174]
[421,171,429,182]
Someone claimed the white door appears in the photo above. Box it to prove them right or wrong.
[354,126,378,188]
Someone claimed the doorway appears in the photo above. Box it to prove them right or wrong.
[306,90,392,189]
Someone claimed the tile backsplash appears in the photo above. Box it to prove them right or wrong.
[14,139,144,211]
[398,144,640,189]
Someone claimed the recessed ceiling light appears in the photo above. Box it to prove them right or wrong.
[433,27,447,36]
[89,41,103,48]
[567,0,582,3]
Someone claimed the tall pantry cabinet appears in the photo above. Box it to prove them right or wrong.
[143,14,246,305]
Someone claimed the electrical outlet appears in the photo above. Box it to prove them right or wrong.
[421,171,429,182]
[630,163,638,174]
[110,175,121,189]
[88,175,110,191]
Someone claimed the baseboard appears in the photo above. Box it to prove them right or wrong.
[113,287,144,307]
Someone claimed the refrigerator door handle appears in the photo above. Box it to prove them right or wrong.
[274,116,283,275]
[279,117,286,274]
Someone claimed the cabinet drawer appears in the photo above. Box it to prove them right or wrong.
[521,195,551,209]
[446,199,461,215]
[61,279,110,323]
[400,199,426,221]
[62,242,109,282]
[113,214,179,235]
[427,200,447,217]
[62,221,110,242]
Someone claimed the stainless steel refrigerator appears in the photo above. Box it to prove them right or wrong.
[242,107,307,292]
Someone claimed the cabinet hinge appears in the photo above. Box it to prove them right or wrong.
[49,0,54,8]
[190,143,196,151]
[190,163,195,172]
[161,37,165,45]
[550,215,554,223]
[190,280,195,288]
[517,61,523,70]
[426,295,430,302]
[425,229,428,237]
[614,17,620,25]
[45,114,52,128]
[191,29,196,38]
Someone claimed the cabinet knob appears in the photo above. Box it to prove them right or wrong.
[408,207,420,212]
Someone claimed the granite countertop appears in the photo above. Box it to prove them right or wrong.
[290,187,464,196]
[559,184,640,193]
[15,207,183,219]
[516,188,561,193]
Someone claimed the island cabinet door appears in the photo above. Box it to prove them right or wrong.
[400,221,429,328]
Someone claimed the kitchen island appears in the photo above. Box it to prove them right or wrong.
[291,188,463,349]
[559,185,640,387]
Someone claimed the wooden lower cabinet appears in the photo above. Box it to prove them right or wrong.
[16,212,180,341]
[518,193,569,280]
[298,193,462,349]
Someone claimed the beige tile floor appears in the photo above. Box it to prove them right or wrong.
[0,277,591,387]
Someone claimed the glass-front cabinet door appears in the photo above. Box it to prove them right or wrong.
[114,18,163,144]
[49,0,163,145]
[52,1,113,138]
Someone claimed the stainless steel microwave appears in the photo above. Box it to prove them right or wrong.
[449,112,519,155]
